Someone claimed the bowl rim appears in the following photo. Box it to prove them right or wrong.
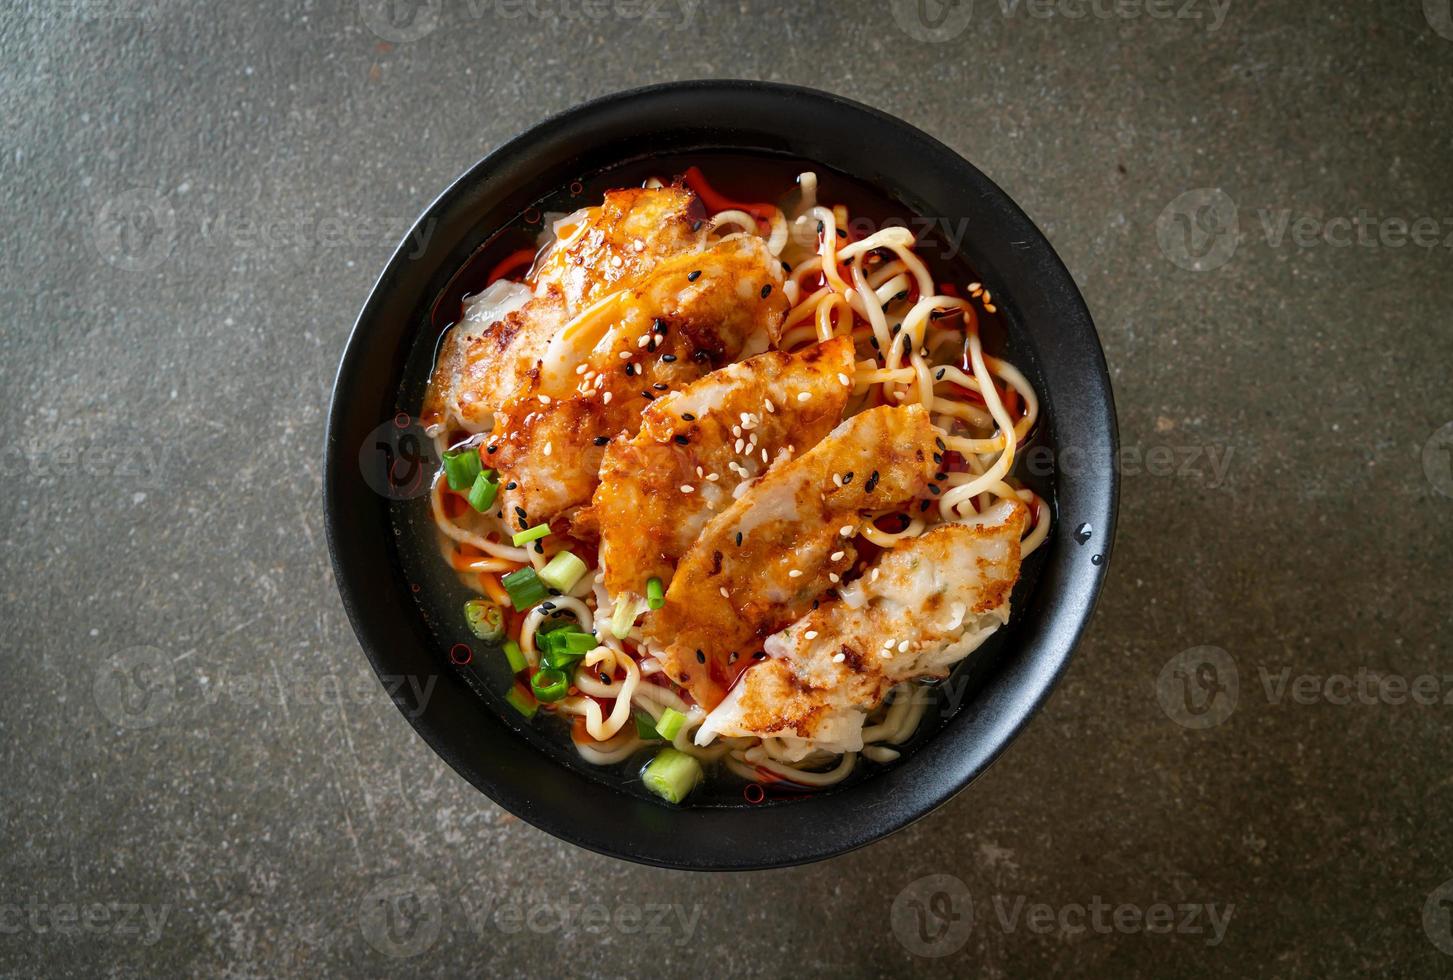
[325,79,1119,870]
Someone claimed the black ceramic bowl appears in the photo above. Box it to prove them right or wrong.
[325,80,1117,870]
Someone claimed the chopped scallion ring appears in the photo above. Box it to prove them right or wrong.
[501,566,550,611]
[539,550,588,592]
[463,598,504,642]
[655,707,688,741]
[442,446,482,491]
[512,523,551,547]
[530,667,570,703]
[645,576,665,610]
[466,470,498,512]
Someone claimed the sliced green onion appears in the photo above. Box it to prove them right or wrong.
[539,550,588,592]
[530,667,570,703]
[501,567,550,611]
[511,523,551,547]
[655,707,688,741]
[559,631,597,654]
[463,598,505,642]
[641,748,703,804]
[504,686,538,718]
[635,712,664,741]
[540,645,583,671]
[466,470,498,512]
[609,595,643,639]
[538,618,574,634]
[502,639,527,674]
[442,447,482,491]
[645,576,665,610]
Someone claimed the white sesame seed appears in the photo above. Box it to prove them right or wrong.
[544,442,553,456]
[734,439,744,453]
[837,372,851,386]
[832,474,843,487]
[832,652,845,663]
[719,587,729,598]
[602,391,613,404]
[764,399,775,413]
[696,466,704,477]
[637,334,650,348]
[805,630,818,640]
[969,282,982,292]
[680,484,695,493]
[839,525,853,536]
[619,351,631,359]
[828,573,840,583]
[788,569,802,578]
[575,364,587,375]
[706,473,719,482]
[796,391,810,402]
[830,551,844,561]
[897,639,909,653]
[732,425,742,438]
[538,394,551,404]
[880,650,893,660]
[761,448,769,463]
[882,638,895,649]
[871,569,880,582]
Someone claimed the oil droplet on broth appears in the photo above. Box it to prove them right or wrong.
[1091,554,1103,566]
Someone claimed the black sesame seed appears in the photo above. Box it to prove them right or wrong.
[760,284,772,299]
[661,353,677,362]
[781,260,792,273]
[920,499,932,512]
[505,481,518,490]
[935,436,946,451]
[869,337,880,351]
[842,471,854,484]
[541,601,555,611]
[816,220,824,235]
[687,270,701,282]
[599,672,610,684]
[894,290,908,302]
[729,652,739,664]
[936,471,948,481]
[928,484,941,495]
[690,219,703,232]
[592,436,609,447]
[681,412,696,421]
[518,516,529,529]
[653,382,668,390]
[735,531,743,546]
[674,434,689,445]
[865,470,880,493]
[652,317,667,334]
[624,363,635,376]
[641,390,655,401]
[935,368,946,381]
[514,506,527,518]
[534,542,543,553]
[752,651,767,661]
[695,649,706,664]
[485,444,498,454]
[835,227,846,239]
[891,323,901,335]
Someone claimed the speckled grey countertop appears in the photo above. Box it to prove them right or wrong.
[3,1,1451,976]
